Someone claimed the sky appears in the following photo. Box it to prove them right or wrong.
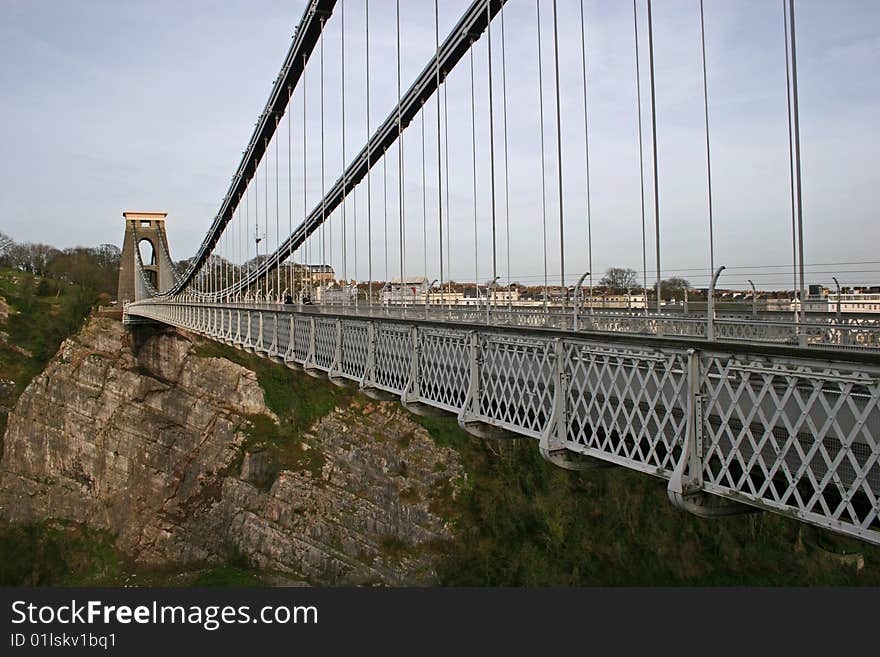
[1,0,878,291]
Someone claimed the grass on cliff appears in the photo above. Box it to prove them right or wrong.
[0,268,97,389]
[0,520,271,587]
[412,415,880,586]
[194,340,352,487]
[0,520,122,586]
[193,340,352,429]
[0,268,97,437]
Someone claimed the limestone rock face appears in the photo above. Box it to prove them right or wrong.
[0,317,463,584]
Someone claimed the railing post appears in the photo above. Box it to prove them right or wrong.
[283,315,296,363]
[403,325,421,404]
[329,319,342,380]
[538,339,614,471]
[557,339,569,445]
[458,331,482,427]
[255,312,265,352]
[360,321,377,389]
[268,313,280,359]
[539,338,569,456]
[305,317,317,371]
[667,348,753,517]
[668,349,704,505]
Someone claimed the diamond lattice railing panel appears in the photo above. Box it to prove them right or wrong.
[565,343,689,474]
[260,314,274,350]
[293,316,311,361]
[700,355,880,535]
[374,326,411,393]
[273,315,290,354]
[477,336,555,436]
[715,320,797,344]
[418,328,469,410]
[340,321,368,379]
[313,319,336,369]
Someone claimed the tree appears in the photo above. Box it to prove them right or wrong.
[660,276,691,301]
[2,242,59,275]
[0,232,13,258]
[598,267,639,293]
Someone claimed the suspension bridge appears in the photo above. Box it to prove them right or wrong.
[121,0,880,547]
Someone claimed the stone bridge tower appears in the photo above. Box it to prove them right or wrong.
[117,211,176,302]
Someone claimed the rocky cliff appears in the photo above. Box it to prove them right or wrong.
[0,317,464,585]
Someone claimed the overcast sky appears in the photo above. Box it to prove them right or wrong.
[1,0,878,290]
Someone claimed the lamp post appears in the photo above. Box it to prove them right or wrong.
[573,271,590,331]
[486,276,500,325]
[425,279,438,319]
[707,265,726,341]
[748,279,757,319]
[832,276,841,323]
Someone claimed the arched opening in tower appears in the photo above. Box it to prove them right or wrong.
[138,239,156,266]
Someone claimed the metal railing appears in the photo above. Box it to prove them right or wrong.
[135,299,880,351]
[126,299,880,546]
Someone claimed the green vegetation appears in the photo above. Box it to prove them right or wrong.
[190,565,266,587]
[193,340,351,430]
[0,268,98,436]
[0,234,120,300]
[0,521,122,586]
[412,415,880,586]
[0,520,270,587]
[194,341,352,487]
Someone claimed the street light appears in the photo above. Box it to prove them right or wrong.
[573,271,590,331]
[832,276,842,323]
[708,265,726,342]
[486,276,500,325]
[425,279,438,318]
[748,279,757,319]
